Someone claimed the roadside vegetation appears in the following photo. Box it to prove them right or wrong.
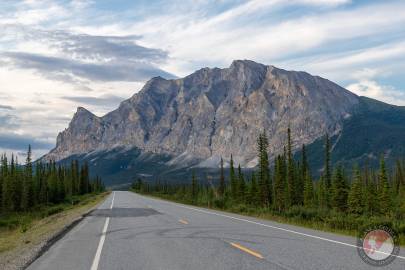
[132,129,405,245]
[0,146,106,253]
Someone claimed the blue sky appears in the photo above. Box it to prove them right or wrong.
[0,0,405,159]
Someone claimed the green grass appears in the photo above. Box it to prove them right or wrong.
[0,192,109,254]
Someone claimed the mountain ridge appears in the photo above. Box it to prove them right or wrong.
[44,59,359,169]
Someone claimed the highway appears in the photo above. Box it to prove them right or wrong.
[27,191,405,270]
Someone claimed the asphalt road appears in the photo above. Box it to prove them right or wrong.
[27,191,405,270]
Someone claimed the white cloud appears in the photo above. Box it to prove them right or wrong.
[105,1,405,76]
[347,80,405,106]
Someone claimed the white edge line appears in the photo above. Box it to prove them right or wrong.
[90,191,115,270]
[143,195,405,260]
[110,191,115,209]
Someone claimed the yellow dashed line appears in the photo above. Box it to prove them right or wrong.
[179,219,189,225]
[229,242,264,259]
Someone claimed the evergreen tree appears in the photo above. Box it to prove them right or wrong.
[318,175,328,209]
[257,132,270,207]
[331,165,348,212]
[218,157,225,197]
[393,160,403,195]
[21,145,34,210]
[0,147,103,213]
[324,134,331,187]
[378,157,392,215]
[248,173,258,205]
[298,144,307,205]
[363,161,377,215]
[11,155,21,211]
[324,134,332,199]
[191,171,198,204]
[1,155,11,211]
[274,155,286,211]
[229,155,238,200]
[303,169,314,208]
[287,127,297,206]
[237,165,246,203]
[38,162,47,204]
[0,155,3,212]
[348,166,364,215]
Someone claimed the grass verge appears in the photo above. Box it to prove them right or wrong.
[0,192,109,270]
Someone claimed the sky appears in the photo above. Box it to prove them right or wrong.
[1,0,405,160]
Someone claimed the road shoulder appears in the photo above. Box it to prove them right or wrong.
[0,192,109,270]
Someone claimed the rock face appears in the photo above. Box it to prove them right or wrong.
[44,60,359,167]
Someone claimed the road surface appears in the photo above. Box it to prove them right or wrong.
[28,191,405,270]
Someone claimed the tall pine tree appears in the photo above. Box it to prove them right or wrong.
[378,157,392,215]
[218,157,225,197]
[229,155,238,200]
[257,132,270,207]
[348,166,364,215]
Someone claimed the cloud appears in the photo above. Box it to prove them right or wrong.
[3,51,175,82]
[3,25,168,63]
[0,132,53,151]
[61,94,125,107]
[0,114,19,128]
[346,80,405,106]
[1,25,173,82]
[0,104,14,110]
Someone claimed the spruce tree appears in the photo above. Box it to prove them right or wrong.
[248,173,258,205]
[1,155,11,211]
[191,171,198,204]
[324,135,331,186]
[38,162,48,204]
[287,127,297,206]
[257,132,270,207]
[218,157,225,197]
[237,165,246,203]
[274,155,286,211]
[393,160,403,195]
[318,175,328,209]
[324,134,332,192]
[303,169,314,208]
[363,161,377,215]
[378,157,392,215]
[10,154,21,211]
[230,154,238,200]
[298,144,307,205]
[21,145,34,210]
[0,155,4,212]
[348,166,364,215]
[331,165,348,212]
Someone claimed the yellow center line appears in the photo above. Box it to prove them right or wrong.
[179,219,189,225]
[229,242,264,259]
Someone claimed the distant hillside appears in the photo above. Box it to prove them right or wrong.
[299,96,405,174]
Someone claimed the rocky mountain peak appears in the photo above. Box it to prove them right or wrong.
[44,60,359,167]
[74,106,95,117]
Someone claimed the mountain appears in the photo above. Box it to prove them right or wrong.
[42,60,405,186]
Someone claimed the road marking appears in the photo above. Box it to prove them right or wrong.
[110,191,115,209]
[229,242,264,259]
[179,219,189,225]
[143,195,405,261]
[90,191,115,270]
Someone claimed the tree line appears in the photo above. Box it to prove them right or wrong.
[133,128,405,227]
[0,145,105,213]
